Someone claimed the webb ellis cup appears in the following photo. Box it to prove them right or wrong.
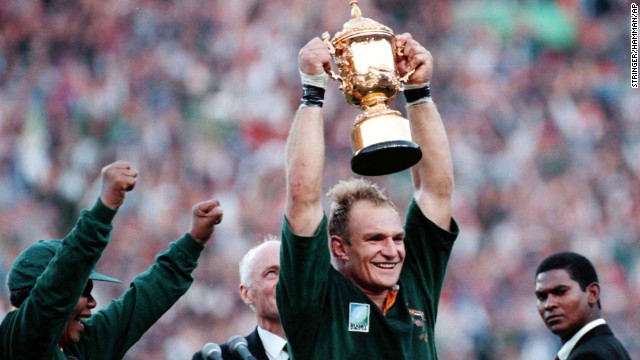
[323,0,422,176]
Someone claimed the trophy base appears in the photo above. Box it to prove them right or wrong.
[350,109,422,176]
[351,140,422,176]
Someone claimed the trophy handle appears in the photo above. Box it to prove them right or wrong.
[394,43,416,88]
[321,31,346,89]
[398,69,416,86]
[324,65,343,84]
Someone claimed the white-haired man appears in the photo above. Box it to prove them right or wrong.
[194,236,287,360]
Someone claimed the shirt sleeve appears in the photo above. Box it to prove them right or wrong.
[76,233,204,360]
[2,198,116,359]
[276,215,330,351]
[402,198,459,320]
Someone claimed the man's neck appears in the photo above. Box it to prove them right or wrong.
[368,292,388,310]
[352,286,390,310]
[560,312,602,343]
[257,318,286,339]
[556,318,605,360]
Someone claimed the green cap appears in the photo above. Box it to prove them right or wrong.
[7,240,121,291]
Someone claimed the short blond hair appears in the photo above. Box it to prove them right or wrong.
[326,178,398,243]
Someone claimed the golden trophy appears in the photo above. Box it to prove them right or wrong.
[323,0,422,176]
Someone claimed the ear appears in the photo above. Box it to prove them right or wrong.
[330,235,349,261]
[586,282,600,306]
[239,284,252,306]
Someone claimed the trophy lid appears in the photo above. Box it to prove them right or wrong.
[332,1,394,43]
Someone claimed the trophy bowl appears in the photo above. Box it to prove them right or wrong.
[323,0,422,176]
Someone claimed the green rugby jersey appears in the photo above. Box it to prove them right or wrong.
[1,199,205,359]
[277,199,458,360]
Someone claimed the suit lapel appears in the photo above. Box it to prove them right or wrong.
[246,328,270,360]
[573,324,612,347]
[568,324,614,360]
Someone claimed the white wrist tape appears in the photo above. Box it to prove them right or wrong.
[300,70,329,89]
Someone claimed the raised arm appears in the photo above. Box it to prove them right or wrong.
[3,161,137,359]
[285,37,331,236]
[83,197,223,359]
[188,199,223,245]
[99,160,138,210]
[396,33,454,230]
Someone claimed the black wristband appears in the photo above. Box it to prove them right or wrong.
[403,84,432,104]
[300,84,325,107]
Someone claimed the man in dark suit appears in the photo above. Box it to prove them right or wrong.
[193,237,288,360]
[535,252,631,360]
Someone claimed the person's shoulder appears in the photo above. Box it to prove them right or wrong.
[571,327,631,360]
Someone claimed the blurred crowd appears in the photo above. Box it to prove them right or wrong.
[0,0,637,359]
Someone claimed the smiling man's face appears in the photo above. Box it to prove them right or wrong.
[60,280,96,348]
[338,200,405,295]
[535,269,598,342]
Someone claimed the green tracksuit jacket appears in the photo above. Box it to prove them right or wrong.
[1,199,204,359]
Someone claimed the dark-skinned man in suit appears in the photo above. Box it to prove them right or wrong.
[535,252,631,360]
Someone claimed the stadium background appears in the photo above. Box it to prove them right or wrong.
[1,0,638,358]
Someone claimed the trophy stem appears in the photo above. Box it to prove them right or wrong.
[361,92,391,112]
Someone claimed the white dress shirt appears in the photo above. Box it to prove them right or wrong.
[257,326,288,360]
[556,318,606,360]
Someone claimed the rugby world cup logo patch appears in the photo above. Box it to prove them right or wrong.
[348,303,370,332]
